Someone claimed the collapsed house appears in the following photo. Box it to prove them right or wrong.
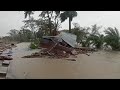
[40,32,78,57]
[23,32,95,59]
[41,32,77,51]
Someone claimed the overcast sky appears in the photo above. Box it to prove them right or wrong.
[1,11,120,36]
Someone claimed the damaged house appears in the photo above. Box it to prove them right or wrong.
[40,32,78,58]
[23,32,94,59]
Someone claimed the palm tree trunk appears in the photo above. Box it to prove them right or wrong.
[69,17,71,33]
[49,19,52,35]
[46,12,52,35]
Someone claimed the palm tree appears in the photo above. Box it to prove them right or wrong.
[24,11,61,35]
[24,11,34,19]
[23,17,38,42]
[88,24,104,49]
[71,23,91,47]
[104,27,120,50]
[40,11,60,35]
[89,34,104,49]
[60,11,77,33]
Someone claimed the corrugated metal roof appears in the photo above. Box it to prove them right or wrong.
[57,32,77,47]
[42,32,77,48]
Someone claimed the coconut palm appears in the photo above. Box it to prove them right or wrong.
[24,11,34,18]
[71,23,91,47]
[88,24,104,49]
[89,34,104,49]
[104,27,120,50]
[60,11,77,33]
[24,11,61,35]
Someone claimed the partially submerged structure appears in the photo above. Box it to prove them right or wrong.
[40,32,78,57]
[23,32,94,59]
[41,32,77,48]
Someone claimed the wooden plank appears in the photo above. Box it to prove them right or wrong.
[2,60,10,65]
[65,59,76,61]
[0,76,6,79]
[0,67,7,76]
[8,54,12,56]
[0,55,13,60]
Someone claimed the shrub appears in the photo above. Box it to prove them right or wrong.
[29,43,38,49]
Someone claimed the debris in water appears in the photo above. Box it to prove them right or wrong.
[65,59,76,61]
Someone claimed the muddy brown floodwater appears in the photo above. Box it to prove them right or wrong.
[6,42,120,79]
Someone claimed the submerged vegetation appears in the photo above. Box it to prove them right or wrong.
[1,11,120,51]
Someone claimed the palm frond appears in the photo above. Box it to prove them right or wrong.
[24,11,34,18]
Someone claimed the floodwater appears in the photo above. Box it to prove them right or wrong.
[6,42,120,79]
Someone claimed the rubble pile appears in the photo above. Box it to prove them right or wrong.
[23,32,96,59]
[0,43,16,60]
